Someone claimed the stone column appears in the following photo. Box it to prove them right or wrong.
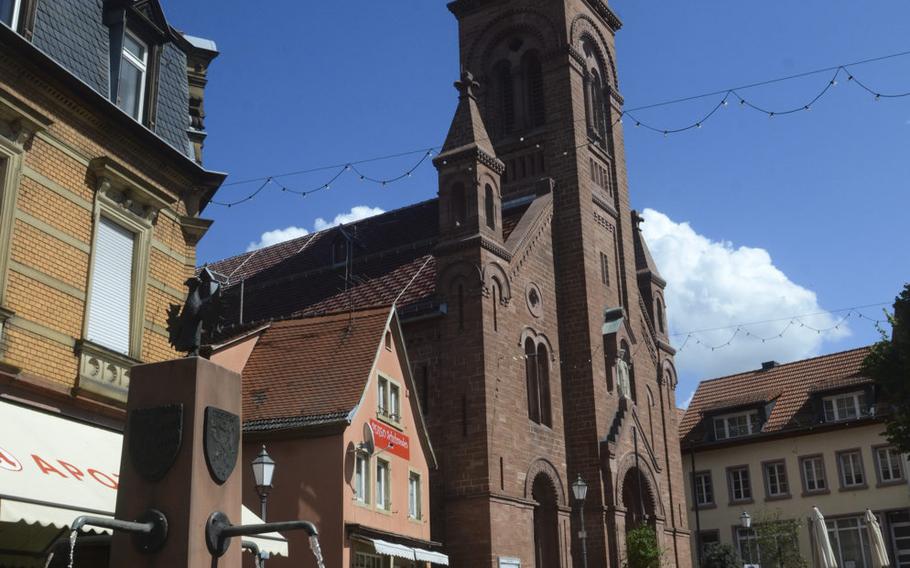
[110,357,242,568]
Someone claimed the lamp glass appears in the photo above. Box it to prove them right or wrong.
[252,445,275,490]
[740,511,752,529]
[572,475,588,502]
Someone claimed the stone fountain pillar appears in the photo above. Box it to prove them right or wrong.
[110,357,242,567]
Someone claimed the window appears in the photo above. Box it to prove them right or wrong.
[735,527,761,565]
[823,391,868,422]
[116,31,148,121]
[837,450,866,489]
[763,461,790,498]
[827,516,874,568]
[332,237,348,265]
[875,446,905,483]
[800,455,828,493]
[599,252,610,286]
[522,51,545,128]
[451,183,466,227]
[728,466,752,503]
[713,410,761,440]
[525,339,551,427]
[656,300,665,334]
[384,330,392,351]
[485,184,496,229]
[494,61,515,134]
[697,531,720,556]
[86,217,136,355]
[354,552,383,568]
[692,471,714,507]
[408,471,421,519]
[0,0,19,28]
[376,459,390,510]
[354,453,369,504]
[377,376,401,422]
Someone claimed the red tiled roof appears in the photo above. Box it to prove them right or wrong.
[680,347,872,443]
[241,307,391,430]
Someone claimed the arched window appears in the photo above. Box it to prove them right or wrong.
[646,386,656,448]
[603,336,614,392]
[525,338,540,423]
[582,39,611,149]
[494,60,515,134]
[537,343,551,427]
[656,298,665,334]
[522,51,545,128]
[491,280,499,332]
[457,283,465,330]
[485,184,496,229]
[451,183,467,228]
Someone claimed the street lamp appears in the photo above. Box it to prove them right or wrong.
[740,511,752,565]
[251,445,275,567]
[572,474,589,568]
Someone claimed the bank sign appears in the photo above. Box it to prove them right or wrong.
[369,419,410,460]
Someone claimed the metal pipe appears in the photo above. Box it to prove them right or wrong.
[222,520,318,538]
[70,509,168,554]
[71,515,154,535]
[241,540,261,556]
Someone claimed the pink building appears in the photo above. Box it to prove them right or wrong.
[213,306,446,568]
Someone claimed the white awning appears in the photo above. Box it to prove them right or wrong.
[365,537,449,565]
[0,400,287,557]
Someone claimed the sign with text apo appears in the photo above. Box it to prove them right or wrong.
[369,419,410,460]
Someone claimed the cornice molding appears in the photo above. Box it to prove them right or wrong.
[582,0,623,32]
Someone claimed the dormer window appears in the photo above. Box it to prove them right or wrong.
[713,410,761,440]
[0,0,20,29]
[117,31,148,121]
[822,391,867,422]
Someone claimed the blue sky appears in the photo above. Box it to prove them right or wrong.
[163,1,909,403]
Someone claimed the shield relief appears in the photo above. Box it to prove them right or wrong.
[203,406,239,485]
[128,404,184,482]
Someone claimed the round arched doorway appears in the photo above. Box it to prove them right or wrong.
[531,473,560,567]
[621,466,656,531]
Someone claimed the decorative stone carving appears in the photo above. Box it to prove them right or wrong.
[526,282,543,318]
[76,340,140,403]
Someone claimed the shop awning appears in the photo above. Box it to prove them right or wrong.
[365,537,449,565]
[0,400,287,558]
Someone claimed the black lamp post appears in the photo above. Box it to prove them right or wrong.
[572,474,589,568]
[251,445,275,566]
[740,511,752,565]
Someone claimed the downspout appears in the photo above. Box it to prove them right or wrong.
[658,380,681,566]
[690,450,702,567]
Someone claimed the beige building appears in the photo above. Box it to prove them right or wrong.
[680,348,910,568]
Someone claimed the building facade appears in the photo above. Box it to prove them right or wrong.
[680,348,910,568]
[213,307,446,568]
[207,1,690,566]
[0,0,224,561]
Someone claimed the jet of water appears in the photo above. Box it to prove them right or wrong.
[309,534,326,568]
[67,530,78,568]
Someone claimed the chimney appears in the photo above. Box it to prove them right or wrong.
[761,361,779,371]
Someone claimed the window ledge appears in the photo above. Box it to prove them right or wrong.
[375,412,403,431]
[728,498,754,506]
[838,484,868,493]
[801,489,831,498]
[691,503,717,511]
[876,479,906,488]
[75,339,141,403]
[764,493,792,502]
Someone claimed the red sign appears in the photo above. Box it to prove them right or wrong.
[369,419,410,460]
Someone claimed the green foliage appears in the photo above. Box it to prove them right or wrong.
[864,283,910,453]
[624,526,662,568]
[702,542,740,568]
[753,512,808,568]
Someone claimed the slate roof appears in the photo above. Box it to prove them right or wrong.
[208,197,530,329]
[680,347,873,445]
[240,306,391,431]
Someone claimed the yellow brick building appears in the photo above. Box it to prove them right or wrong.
[0,0,224,420]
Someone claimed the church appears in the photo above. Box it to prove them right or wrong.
[208,1,691,566]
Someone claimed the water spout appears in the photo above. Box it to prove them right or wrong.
[69,509,168,555]
[66,529,76,568]
[309,534,326,568]
[241,540,262,568]
[205,511,317,558]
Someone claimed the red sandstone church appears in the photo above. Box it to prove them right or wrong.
[208,0,690,566]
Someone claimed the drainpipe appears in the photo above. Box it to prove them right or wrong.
[690,450,702,567]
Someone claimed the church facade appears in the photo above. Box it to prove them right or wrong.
[209,1,690,566]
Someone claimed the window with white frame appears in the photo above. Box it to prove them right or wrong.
[826,516,873,568]
[735,527,761,565]
[116,31,148,121]
[354,552,383,568]
[377,376,401,422]
[728,466,752,502]
[838,450,866,488]
[713,410,761,440]
[408,471,421,519]
[801,455,827,493]
[86,217,136,355]
[764,461,789,497]
[692,471,714,507]
[376,459,390,510]
[354,452,369,504]
[875,446,905,483]
[0,0,20,28]
[823,391,868,422]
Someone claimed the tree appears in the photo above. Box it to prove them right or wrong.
[624,525,662,568]
[864,283,910,453]
[702,542,740,568]
[754,512,808,568]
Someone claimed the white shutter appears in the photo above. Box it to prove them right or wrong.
[86,218,135,354]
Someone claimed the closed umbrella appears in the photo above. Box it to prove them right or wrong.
[865,509,890,568]
[812,507,838,568]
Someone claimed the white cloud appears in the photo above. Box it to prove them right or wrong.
[314,206,385,232]
[246,226,309,252]
[640,208,849,383]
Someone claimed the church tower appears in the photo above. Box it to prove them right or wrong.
[438,0,691,566]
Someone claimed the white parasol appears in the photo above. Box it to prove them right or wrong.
[812,507,838,568]
[865,509,891,568]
